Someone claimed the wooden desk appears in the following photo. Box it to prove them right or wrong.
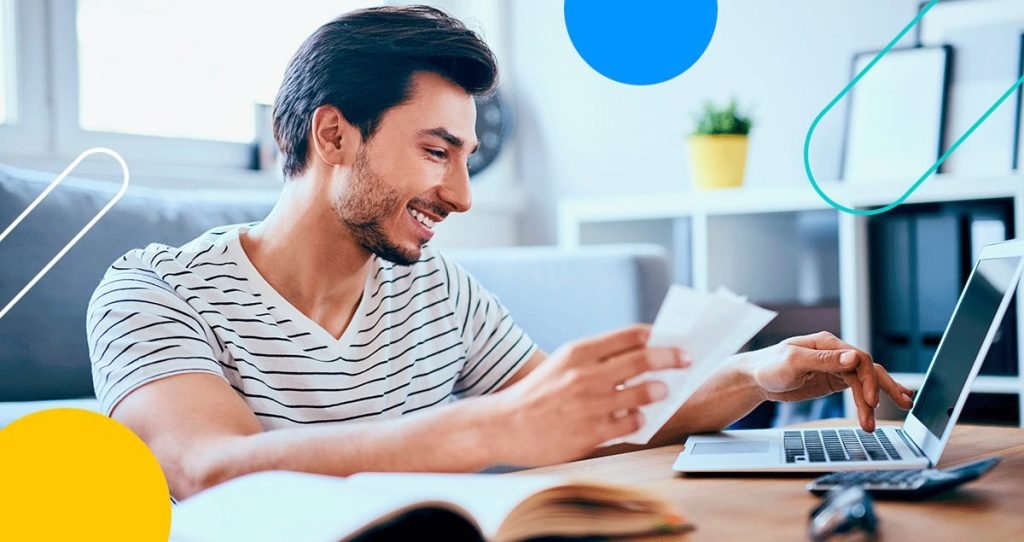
[520,421,1024,541]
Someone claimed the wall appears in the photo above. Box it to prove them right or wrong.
[508,0,923,244]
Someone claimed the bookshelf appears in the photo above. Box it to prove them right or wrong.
[557,173,1024,428]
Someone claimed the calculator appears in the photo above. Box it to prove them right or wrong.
[806,457,1000,499]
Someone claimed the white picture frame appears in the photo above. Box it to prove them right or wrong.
[917,0,1024,176]
[841,46,950,184]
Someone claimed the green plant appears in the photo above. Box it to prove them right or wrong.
[692,98,753,136]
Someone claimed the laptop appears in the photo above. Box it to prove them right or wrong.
[673,238,1024,473]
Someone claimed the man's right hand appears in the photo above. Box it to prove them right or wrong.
[486,324,689,466]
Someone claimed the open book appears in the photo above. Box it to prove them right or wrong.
[170,470,691,542]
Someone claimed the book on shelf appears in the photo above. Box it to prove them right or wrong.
[170,470,691,542]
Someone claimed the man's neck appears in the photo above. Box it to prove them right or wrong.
[239,179,372,341]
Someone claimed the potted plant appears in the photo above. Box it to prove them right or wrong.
[687,99,753,190]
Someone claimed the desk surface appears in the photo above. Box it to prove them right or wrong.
[520,420,1024,541]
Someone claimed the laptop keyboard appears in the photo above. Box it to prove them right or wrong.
[784,429,903,463]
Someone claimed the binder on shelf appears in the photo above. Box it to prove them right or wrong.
[872,216,914,336]
[914,213,962,340]
[884,344,917,375]
[868,200,1017,377]
[870,215,915,373]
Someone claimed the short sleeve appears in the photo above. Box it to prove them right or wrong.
[440,256,538,398]
[86,252,228,415]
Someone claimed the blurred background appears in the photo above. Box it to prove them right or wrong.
[3,0,992,244]
[1,0,1023,429]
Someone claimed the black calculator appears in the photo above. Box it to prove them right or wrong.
[806,457,1000,499]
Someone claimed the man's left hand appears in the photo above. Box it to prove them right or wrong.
[741,331,915,432]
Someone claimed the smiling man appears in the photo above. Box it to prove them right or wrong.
[86,6,914,501]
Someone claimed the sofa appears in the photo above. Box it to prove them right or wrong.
[0,163,671,427]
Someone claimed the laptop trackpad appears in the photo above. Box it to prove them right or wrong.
[691,441,771,455]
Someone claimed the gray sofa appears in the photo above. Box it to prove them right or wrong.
[0,164,670,427]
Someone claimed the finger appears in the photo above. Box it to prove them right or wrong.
[601,347,689,384]
[850,352,880,408]
[609,380,668,412]
[785,333,880,403]
[792,347,878,407]
[826,373,849,393]
[875,365,915,410]
[784,346,859,376]
[806,335,881,407]
[569,324,651,364]
[600,409,645,442]
[843,373,875,432]
[787,331,857,352]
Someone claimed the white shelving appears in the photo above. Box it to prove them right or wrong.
[558,174,1024,427]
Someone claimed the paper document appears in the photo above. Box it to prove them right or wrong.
[604,285,777,446]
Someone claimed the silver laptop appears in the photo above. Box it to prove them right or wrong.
[673,239,1024,473]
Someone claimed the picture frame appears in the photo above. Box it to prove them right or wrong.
[916,0,1024,175]
[1016,33,1024,171]
[840,46,951,184]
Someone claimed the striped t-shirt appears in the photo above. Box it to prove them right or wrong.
[86,223,537,429]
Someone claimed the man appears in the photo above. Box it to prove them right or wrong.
[87,6,914,501]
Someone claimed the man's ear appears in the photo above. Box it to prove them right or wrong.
[310,105,358,168]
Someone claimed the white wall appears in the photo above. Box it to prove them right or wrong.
[508,0,923,244]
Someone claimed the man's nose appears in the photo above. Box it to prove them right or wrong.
[439,163,472,214]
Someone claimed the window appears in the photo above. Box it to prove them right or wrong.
[0,0,47,156]
[75,0,377,144]
[0,0,13,125]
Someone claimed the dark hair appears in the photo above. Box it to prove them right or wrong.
[272,5,498,178]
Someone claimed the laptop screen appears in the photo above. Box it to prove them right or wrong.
[911,255,1021,439]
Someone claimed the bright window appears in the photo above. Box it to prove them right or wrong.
[0,0,12,124]
[75,0,377,143]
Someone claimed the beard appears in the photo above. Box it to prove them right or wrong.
[331,148,422,267]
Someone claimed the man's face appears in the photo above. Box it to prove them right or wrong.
[331,71,478,266]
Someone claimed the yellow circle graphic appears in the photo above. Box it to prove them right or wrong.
[0,408,171,541]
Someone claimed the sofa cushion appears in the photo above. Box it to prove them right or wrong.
[448,245,670,353]
[0,164,275,401]
[0,399,102,428]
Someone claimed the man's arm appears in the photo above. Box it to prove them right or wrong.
[501,345,761,456]
[494,349,547,392]
[590,331,916,456]
[116,373,503,500]
[115,325,684,500]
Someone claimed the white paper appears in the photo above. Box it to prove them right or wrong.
[604,285,777,446]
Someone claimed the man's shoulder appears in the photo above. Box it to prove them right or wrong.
[94,223,252,305]
[106,223,246,275]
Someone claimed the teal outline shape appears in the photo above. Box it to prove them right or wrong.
[804,0,1024,216]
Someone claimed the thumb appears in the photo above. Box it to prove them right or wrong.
[801,348,857,373]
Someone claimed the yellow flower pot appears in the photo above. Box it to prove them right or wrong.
[687,134,749,190]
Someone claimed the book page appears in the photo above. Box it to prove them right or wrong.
[170,471,463,542]
[344,472,569,538]
[170,470,567,542]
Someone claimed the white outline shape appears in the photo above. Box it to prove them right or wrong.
[0,147,130,321]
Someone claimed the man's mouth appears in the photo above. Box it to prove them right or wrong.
[407,206,439,230]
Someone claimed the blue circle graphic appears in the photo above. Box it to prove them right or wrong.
[564,0,718,86]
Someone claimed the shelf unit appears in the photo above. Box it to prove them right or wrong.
[558,173,1024,427]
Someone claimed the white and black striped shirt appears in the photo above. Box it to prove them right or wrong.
[86,223,537,429]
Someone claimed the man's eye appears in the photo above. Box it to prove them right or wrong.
[426,148,447,159]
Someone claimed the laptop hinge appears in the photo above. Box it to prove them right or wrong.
[895,428,928,459]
